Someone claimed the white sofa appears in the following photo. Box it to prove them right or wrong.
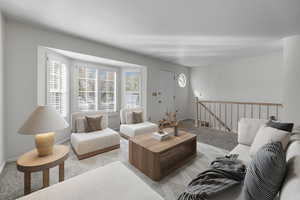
[119,107,158,139]
[17,161,164,200]
[210,118,300,200]
[70,112,120,160]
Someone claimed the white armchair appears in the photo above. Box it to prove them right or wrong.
[119,107,158,139]
[70,111,120,160]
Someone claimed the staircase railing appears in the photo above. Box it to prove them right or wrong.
[195,97,283,133]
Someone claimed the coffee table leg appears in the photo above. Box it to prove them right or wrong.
[43,169,50,188]
[59,162,64,182]
[24,172,31,195]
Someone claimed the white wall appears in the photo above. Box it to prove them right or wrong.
[4,19,190,160]
[190,52,283,116]
[0,12,5,171]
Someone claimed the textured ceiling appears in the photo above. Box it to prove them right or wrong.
[1,0,298,67]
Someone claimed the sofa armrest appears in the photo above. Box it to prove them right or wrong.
[238,118,267,146]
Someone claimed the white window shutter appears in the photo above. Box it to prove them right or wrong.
[46,59,67,117]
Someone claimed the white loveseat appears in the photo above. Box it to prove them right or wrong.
[119,107,158,139]
[210,118,300,200]
[70,112,120,160]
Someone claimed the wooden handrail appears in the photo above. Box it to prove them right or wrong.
[198,100,283,107]
[198,101,231,132]
[195,97,283,133]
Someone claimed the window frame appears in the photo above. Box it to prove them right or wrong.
[76,64,98,111]
[122,69,142,108]
[73,61,118,113]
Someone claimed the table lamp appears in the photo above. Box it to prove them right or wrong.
[18,105,69,157]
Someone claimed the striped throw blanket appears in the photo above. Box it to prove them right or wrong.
[178,154,246,200]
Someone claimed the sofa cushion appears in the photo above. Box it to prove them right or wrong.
[230,144,251,165]
[244,142,286,200]
[286,141,300,161]
[120,122,158,138]
[280,155,300,200]
[250,126,290,157]
[238,118,267,146]
[17,161,164,200]
[266,121,294,132]
[71,128,120,155]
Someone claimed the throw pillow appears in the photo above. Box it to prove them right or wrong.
[266,120,294,132]
[125,111,133,124]
[250,126,290,157]
[243,142,287,200]
[132,111,143,124]
[74,118,87,133]
[85,116,103,132]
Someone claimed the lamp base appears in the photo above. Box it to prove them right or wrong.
[35,132,55,157]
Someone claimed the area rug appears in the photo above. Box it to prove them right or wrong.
[0,139,228,200]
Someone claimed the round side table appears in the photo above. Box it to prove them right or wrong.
[17,145,69,195]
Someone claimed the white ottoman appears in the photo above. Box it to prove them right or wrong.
[71,128,120,160]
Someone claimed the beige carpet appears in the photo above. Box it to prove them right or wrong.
[0,138,228,200]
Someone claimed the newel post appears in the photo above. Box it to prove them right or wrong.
[195,97,199,127]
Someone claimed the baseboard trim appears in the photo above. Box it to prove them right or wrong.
[6,136,71,162]
[0,161,5,174]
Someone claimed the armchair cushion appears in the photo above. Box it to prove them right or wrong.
[132,111,143,124]
[72,111,108,133]
[120,107,144,124]
[120,122,158,138]
[71,128,120,155]
[74,118,87,133]
[86,115,103,132]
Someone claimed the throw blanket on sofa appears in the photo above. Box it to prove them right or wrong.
[178,154,246,200]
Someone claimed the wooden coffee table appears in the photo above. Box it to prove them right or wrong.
[129,129,197,181]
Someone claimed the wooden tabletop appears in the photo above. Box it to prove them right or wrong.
[130,129,196,153]
[17,145,69,172]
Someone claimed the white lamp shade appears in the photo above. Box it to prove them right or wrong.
[18,105,69,135]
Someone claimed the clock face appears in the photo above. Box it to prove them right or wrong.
[178,73,186,88]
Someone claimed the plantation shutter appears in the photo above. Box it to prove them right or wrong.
[46,58,67,117]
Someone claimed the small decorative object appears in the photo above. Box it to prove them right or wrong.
[174,123,179,136]
[152,131,174,141]
[158,111,179,136]
[18,106,69,157]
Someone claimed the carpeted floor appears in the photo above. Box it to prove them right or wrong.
[0,120,236,200]
[180,119,238,151]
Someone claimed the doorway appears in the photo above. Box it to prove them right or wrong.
[158,70,175,119]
